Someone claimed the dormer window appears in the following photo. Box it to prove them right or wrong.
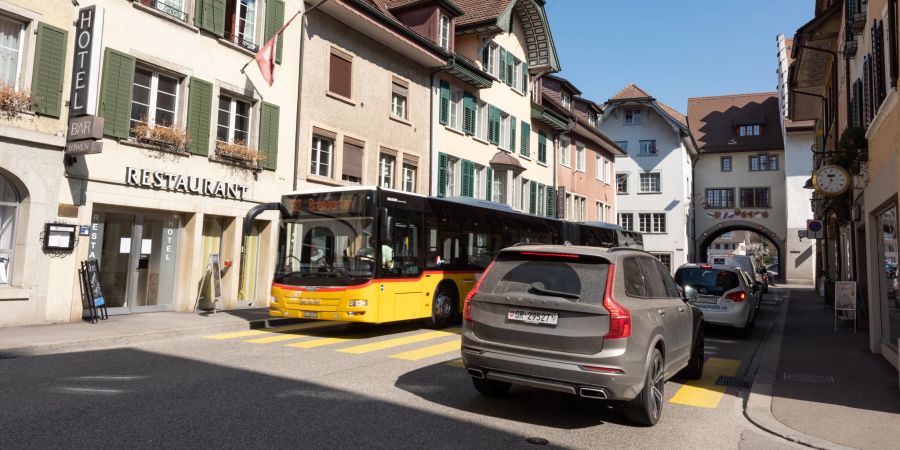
[738,124,761,136]
[561,93,571,109]
[624,109,641,125]
[438,13,450,50]
[588,113,598,127]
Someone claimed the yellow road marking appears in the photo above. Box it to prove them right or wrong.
[244,333,310,344]
[286,337,354,349]
[444,358,465,368]
[205,330,268,340]
[337,330,455,354]
[669,357,741,409]
[389,338,461,361]
[205,322,335,340]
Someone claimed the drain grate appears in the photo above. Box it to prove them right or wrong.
[783,372,834,383]
[715,376,751,388]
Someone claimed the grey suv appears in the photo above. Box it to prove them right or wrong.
[461,245,704,426]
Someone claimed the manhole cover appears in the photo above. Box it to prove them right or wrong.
[783,372,834,383]
[715,376,751,388]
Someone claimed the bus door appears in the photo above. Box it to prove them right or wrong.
[378,206,425,321]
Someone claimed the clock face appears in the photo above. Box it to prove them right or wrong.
[814,165,850,196]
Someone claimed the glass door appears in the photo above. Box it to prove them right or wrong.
[238,221,262,303]
[132,215,180,310]
[97,213,134,310]
[877,205,899,348]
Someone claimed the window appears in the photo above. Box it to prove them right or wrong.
[595,155,603,180]
[0,16,25,89]
[448,88,463,130]
[378,153,395,188]
[615,141,628,152]
[391,78,408,119]
[310,135,334,177]
[499,112,510,150]
[639,213,666,233]
[616,173,628,194]
[639,173,660,193]
[597,202,612,222]
[589,113,598,127]
[519,178,530,212]
[328,48,352,99]
[575,144,585,171]
[720,231,733,239]
[130,66,179,135]
[512,59,523,93]
[738,124,761,136]
[438,13,450,50]
[446,157,458,196]
[475,101,488,141]
[720,156,732,172]
[342,138,364,183]
[618,213,633,231]
[596,156,610,182]
[492,170,507,204]
[559,138,571,167]
[225,0,259,50]
[651,253,673,273]
[0,174,18,285]
[740,188,770,208]
[561,93,571,109]
[216,94,251,144]
[749,154,778,171]
[638,140,657,156]
[482,43,497,76]
[473,165,483,199]
[402,162,416,192]
[705,188,735,208]
[624,109,641,125]
[577,195,586,222]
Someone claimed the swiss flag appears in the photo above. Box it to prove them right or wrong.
[255,35,277,86]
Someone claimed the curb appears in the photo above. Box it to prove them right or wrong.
[0,317,300,359]
[744,291,857,450]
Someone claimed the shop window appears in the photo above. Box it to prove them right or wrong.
[0,15,25,90]
[877,205,900,347]
[216,93,251,144]
[0,174,19,285]
[130,66,180,134]
[225,0,259,51]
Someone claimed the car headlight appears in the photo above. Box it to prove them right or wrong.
[348,300,368,307]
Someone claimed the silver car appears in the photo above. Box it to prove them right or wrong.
[674,263,759,337]
[461,245,704,426]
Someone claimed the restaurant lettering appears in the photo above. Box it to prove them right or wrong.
[126,167,250,200]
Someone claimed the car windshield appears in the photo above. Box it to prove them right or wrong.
[675,268,740,296]
[276,216,376,286]
[478,253,609,305]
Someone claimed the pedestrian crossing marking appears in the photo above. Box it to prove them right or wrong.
[245,333,311,344]
[205,322,337,340]
[389,338,461,361]
[337,330,458,354]
[669,357,741,409]
[286,337,355,349]
[205,330,269,340]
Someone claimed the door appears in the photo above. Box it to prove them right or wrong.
[379,208,424,320]
[649,257,693,364]
[198,216,226,307]
[636,257,689,366]
[238,220,262,304]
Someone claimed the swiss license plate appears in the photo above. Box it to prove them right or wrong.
[696,295,720,304]
[507,309,558,325]
[303,311,318,319]
[695,303,727,311]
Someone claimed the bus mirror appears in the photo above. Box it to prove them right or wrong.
[379,208,393,241]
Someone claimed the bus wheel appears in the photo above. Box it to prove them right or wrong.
[425,284,458,329]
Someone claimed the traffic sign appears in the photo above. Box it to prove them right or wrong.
[807,219,824,239]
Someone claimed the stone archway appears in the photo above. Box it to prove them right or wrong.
[695,220,785,282]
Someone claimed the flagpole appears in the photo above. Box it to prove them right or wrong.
[240,0,331,75]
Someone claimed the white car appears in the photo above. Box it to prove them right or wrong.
[674,263,760,337]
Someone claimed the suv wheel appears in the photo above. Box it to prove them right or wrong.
[627,348,664,426]
[424,284,457,329]
[472,377,511,397]
[681,330,704,380]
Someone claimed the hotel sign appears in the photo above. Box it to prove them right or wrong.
[69,6,104,116]
[125,167,250,200]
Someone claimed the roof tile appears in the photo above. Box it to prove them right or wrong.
[687,92,784,153]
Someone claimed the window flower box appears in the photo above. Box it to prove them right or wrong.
[131,121,191,153]
[0,84,36,120]
[215,140,265,166]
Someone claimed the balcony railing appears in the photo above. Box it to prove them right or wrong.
[223,30,259,53]
[140,0,189,23]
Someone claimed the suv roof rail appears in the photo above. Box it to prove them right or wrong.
[508,242,554,247]
[607,247,658,257]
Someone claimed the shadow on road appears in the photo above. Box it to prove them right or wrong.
[395,362,635,429]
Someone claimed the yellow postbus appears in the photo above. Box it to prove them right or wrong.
[245,187,642,328]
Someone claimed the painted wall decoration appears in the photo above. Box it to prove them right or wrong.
[706,210,770,220]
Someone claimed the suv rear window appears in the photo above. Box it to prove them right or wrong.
[674,267,740,296]
[479,252,609,305]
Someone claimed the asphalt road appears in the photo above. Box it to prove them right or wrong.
[0,289,801,449]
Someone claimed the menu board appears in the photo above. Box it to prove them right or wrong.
[834,281,857,311]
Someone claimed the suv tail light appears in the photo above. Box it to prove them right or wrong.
[602,264,631,339]
[725,291,747,302]
[463,260,495,322]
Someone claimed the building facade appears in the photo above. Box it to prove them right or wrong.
[688,93,788,277]
[602,84,697,272]
[541,75,621,224]
[0,0,74,326]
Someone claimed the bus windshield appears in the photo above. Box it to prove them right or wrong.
[275,191,376,287]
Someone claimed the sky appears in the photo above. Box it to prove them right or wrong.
[544,0,814,114]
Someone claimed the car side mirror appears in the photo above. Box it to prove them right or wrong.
[683,285,698,302]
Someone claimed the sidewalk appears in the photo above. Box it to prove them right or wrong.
[748,286,900,450]
[0,308,295,359]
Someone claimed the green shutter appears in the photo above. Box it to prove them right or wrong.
[538,130,547,163]
[461,160,474,197]
[258,102,279,170]
[546,186,556,218]
[485,167,493,200]
[522,62,529,92]
[506,52,514,84]
[439,80,450,125]
[498,47,507,82]
[99,48,135,139]
[31,23,67,118]
[437,153,448,197]
[195,0,226,36]
[463,92,476,135]
[509,115,516,152]
[488,105,500,145]
[520,121,531,157]
[185,77,213,156]
[529,182,536,214]
[265,0,286,64]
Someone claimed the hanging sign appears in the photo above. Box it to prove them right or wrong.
[69,6,104,117]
